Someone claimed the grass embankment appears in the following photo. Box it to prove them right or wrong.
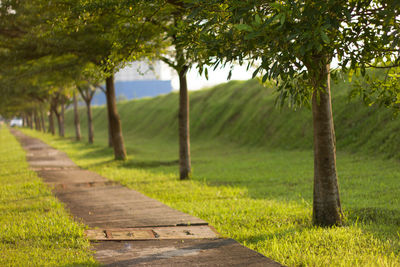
[0,127,95,266]
[24,78,400,266]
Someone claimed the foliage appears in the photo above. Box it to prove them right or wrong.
[0,0,167,120]
[46,0,168,74]
[352,68,400,115]
[183,0,400,105]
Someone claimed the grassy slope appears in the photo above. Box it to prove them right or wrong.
[0,127,95,266]
[71,78,400,158]
[24,78,400,266]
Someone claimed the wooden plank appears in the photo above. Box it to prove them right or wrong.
[85,229,106,240]
[154,226,218,239]
[50,181,120,190]
[85,229,156,241]
[85,226,218,241]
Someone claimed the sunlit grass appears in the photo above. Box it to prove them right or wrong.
[19,78,400,266]
[0,128,96,266]
[24,128,400,267]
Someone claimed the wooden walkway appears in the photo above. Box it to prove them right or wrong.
[12,130,282,266]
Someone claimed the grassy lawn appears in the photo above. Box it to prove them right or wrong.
[23,128,400,267]
[0,127,96,266]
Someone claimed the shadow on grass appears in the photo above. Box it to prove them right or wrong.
[346,207,400,226]
[237,226,309,245]
[120,159,179,169]
[61,261,98,267]
[0,170,31,176]
[340,207,400,248]
[82,157,179,170]
[0,195,52,204]
[72,146,114,160]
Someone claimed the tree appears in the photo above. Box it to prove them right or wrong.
[44,0,166,160]
[48,108,55,135]
[0,0,91,138]
[96,84,113,147]
[76,83,96,144]
[182,0,400,226]
[0,52,73,136]
[76,66,101,144]
[72,90,82,141]
[2,0,168,161]
[156,3,194,180]
[50,89,70,137]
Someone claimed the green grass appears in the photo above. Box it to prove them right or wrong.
[0,127,96,266]
[22,78,400,266]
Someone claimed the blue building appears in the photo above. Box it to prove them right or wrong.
[91,80,172,106]
[92,61,173,106]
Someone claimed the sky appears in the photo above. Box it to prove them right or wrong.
[169,64,256,91]
[116,58,340,91]
[115,61,255,91]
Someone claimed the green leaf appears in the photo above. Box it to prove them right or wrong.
[280,13,286,26]
[299,45,306,56]
[262,73,268,83]
[320,30,330,44]
[344,9,351,21]
[348,69,354,82]
[252,66,261,79]
[234,24,253,32]
[254,14,261,25]
[227,70,232,80]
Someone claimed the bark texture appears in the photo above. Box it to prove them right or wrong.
[73,91,82,141]
[53,101,65,137]
[312,63,343,226]
[108,119,113,147]
[178,66,191,180]
[28,112,33,129]
[85,100,94,144]
[48,109,55,135]
[105,74,127,160]
[34,110,41,131]
[77,85,97,144]
[40,111,46,133]
[55,112,64,137]
[60,103,65,137]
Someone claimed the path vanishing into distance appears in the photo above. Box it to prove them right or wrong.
[11,129,282,267]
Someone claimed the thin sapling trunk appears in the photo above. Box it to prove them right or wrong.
[105,73,127,160]
[311,63,343,226]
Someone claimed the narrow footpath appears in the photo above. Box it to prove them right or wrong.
[12,130,282,267]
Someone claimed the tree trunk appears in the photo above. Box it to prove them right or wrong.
[34,110,41,131]
[22,115,26,127]
[54,102,65,138]
[105,73,127,160]
[33,111,37,130]
[28,112,33,129]
[60,103,65,137]
[55,113,64,137]
[101,89,113,147]
[48,109,55,135]
[108,118,113,147]
[73,91,82,141]
[40,111,46,132]
[178,66,191,180]
[312,63,343,226]
[85,100,94,144]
